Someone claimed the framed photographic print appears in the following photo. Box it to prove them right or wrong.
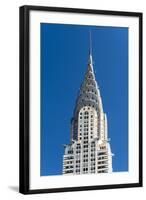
[19,5,143,194]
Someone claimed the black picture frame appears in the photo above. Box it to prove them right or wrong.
[19,5,143,194]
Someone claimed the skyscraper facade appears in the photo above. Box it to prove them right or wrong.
[63,36,113,175]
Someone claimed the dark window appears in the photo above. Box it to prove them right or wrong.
[65,170,73,174]
[91,142,95,147]
[91,148,95,151]
[84,116,89,119]
[68,150,73,154]
[98,152,107,156]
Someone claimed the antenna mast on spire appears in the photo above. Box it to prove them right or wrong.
[88,30,93,67]
[89,30,92,56]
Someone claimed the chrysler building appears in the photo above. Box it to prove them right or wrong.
[63,34,113,175]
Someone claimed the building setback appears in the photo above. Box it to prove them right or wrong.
[63,36,113,175]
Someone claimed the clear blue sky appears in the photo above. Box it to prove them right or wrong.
[40,23,128,176]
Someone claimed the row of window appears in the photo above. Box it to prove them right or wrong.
[64,170,73,174]
[98,170,108,173]
[79,135,93,141]
[80,107,93,111]
[68,150,73,154]
[80,123,94,128]
[84,95,97,100]
[64,156,74,160]
[65,155,108,162]
[79,135,93,139]
[82,82,96,89]
[82,89,97,95]
[79,131,94,136]
[64,166,73,169]
[75,147,96,154]
[81,98,98,103]
[98,152,107,156]
[65,160,108,166]
[64,170,108,174]
[100,146,106,150]
[98,165,108,169]
[64,161,73,165]
[66,142,97,152]
[80,127,94,131]
[98,156,108,160]
[68,143,103,154]
[64,165,108,171]
[68,148,97,155]
[75,152,107,157]
[98,161,108,165]
[82,167,99,172]
[80,115,93,120]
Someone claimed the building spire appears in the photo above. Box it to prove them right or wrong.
[88,30,93,71]
[89,30,92,56]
